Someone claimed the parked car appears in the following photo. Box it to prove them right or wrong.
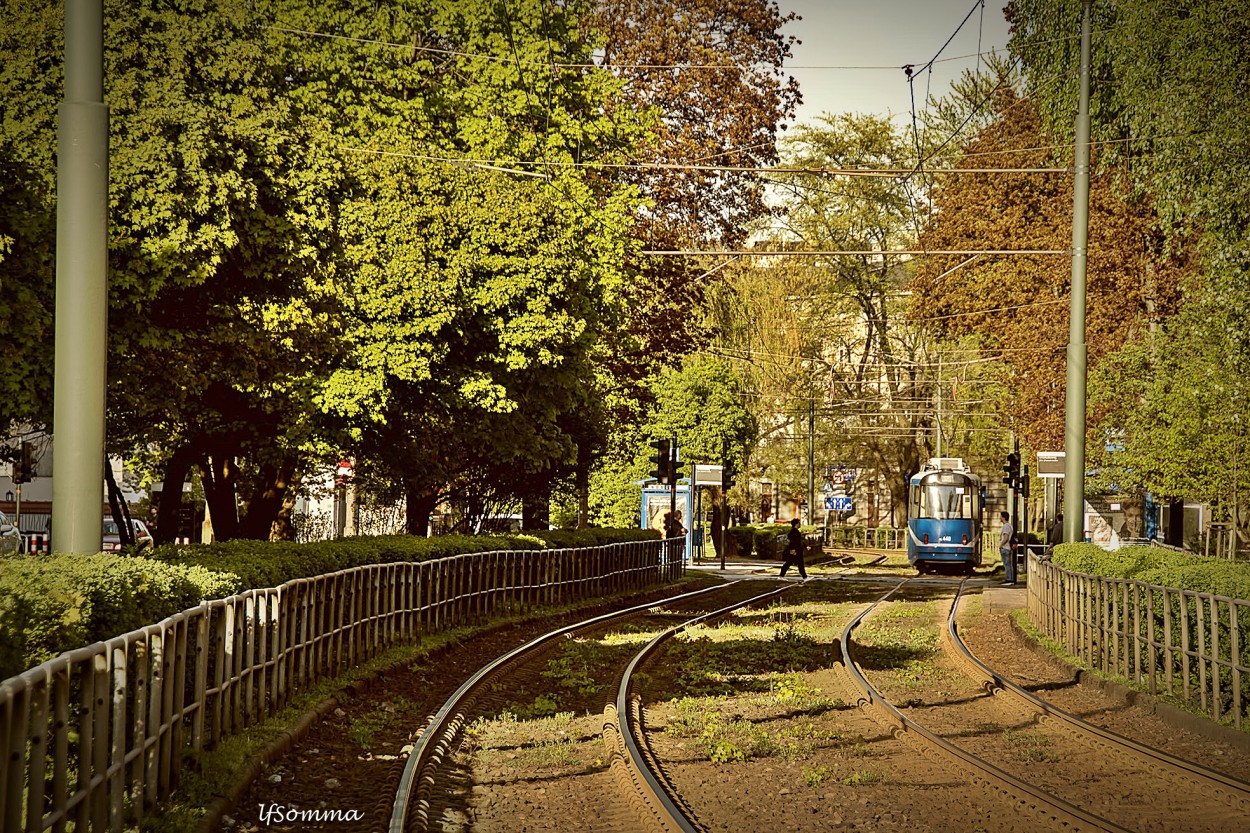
[103,518,154,552]
[0,510,19,554]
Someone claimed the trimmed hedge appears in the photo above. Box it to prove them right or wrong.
[0,554,234,680]
[725,525,755,558]
[1051,543,1250,602]
[1,527,657,681]
[144,533,550,592]
[715,523,819,560]
[531,528,660,549]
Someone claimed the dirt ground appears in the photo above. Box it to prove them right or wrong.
[213,571,1250,833]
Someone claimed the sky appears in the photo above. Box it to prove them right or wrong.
[778,0,1013,128]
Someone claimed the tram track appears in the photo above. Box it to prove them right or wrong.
[389,581,791,833]
[943,582,1250,817]
[841,581,1250,833]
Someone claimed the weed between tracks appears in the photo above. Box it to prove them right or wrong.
[854,599,959,698]
[1003,729,1059,763]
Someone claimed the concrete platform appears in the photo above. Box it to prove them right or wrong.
[982,583,1028,613]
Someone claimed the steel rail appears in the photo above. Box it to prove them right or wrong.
[840,582,1131,833]
[613,586,794,833]
[945,582,1250,814]
[387,582,736,833]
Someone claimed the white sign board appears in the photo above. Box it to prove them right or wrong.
[1037,451,1065,478]
[692,464,723,486]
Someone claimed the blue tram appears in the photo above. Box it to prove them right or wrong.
[907,458,983,575]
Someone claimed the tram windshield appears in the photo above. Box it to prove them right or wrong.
[911,474,978,520]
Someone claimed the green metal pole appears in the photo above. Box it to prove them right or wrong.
[52,0,109,554]
[1063,0,1092,544]
[807,399,815,525]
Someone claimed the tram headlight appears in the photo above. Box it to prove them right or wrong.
[922,533,929,544]
[961,534,968,544]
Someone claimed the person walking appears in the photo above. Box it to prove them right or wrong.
[779,518,808,579]
[999,511,1017,585]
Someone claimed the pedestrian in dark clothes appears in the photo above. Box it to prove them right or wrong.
[779,518,808,579]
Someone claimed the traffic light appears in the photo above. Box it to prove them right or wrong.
[721,461,737,492]
[649,438,672,485]
[11,443,32,484]
[1003,451,1021,489]
[1020,464,1031,498]
[670,443,686,483]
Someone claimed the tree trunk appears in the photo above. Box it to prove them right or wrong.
[156,443,200,545]
[405,485,438,536]
[523,490,550,531]
[575,443,590,529]
[201,452,240,541]
[104,461,134,547]
[238,459,297,540]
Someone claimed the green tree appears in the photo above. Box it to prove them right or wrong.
[1008,0,1246,538]
[261,0,645,533]
[746,114,932,523]
[0,0,347,541]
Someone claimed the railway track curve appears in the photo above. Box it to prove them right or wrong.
[389,582,791,832]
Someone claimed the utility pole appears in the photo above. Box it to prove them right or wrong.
[936,351,943,458]
[52,0,109,555]
[1063,0,1093,544]
[807,399,815,525]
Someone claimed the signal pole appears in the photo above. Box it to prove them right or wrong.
[53,0,109,555]
[1064,0,1093,544]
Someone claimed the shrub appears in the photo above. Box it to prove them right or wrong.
[0,553,224,680]
[1052,543,1250,601]
[751,526,779,559]
[0,527,653,681]
[726,526,755,558]
[531,528,659,549]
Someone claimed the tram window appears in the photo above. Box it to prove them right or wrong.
[918,485,969,519]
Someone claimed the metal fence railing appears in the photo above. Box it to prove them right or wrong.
[0,538,683,833]
[1026,553,1248,732]
[824,526,906,550]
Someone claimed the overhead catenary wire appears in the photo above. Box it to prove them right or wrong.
[263,23,1107,73]
[337,145,1066,176]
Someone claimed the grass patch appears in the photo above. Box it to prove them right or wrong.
[1004,729,1059,763]
[802,765,832,787]
[842,769,886,786]
[664,695,843,765]
[346,696,417,748]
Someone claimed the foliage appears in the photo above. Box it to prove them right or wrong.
[0,526,652,679]
[530,527,659,549]
[1007,0,1250,534]
[709,113,945,523]
[909,87,1185,454]
[0,553,225,679]
[1051,543,1250,602]
[589,0,801,372]
[726,525,756,558]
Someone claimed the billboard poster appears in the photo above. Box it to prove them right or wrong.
[644,491,689,535]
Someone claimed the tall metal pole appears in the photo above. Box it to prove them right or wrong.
[1063,0,1092,544]
[52,0,109,554]
[807,399,815,525]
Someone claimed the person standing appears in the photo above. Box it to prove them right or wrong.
[999,511,1017,585]
[663,510,686,539]
[1045,513,1064,556]
[779,518,808,579]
